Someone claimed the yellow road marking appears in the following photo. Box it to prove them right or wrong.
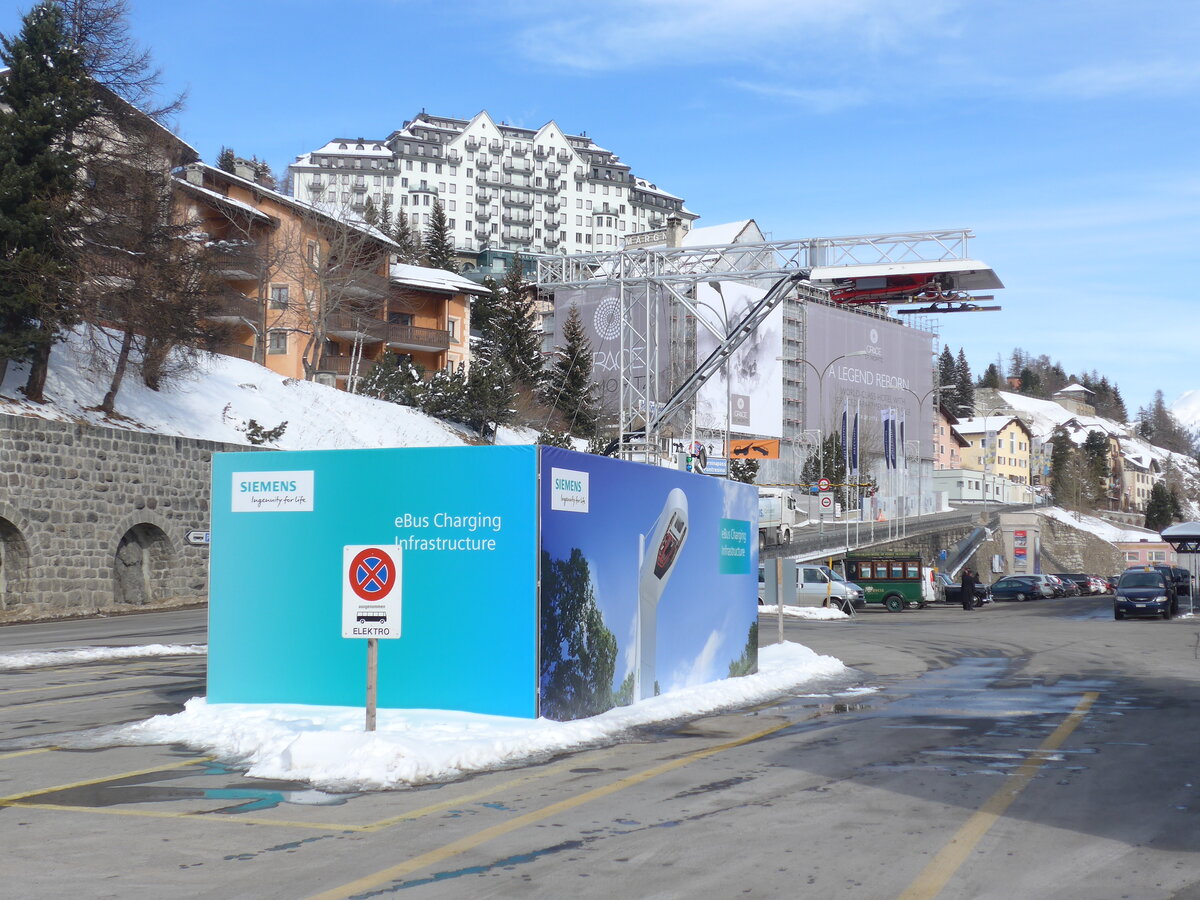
[305,717,797,900]
[0,684,202,712]
[0,746,625,833]
[0,747,54,761]
[0,756,212,804]
[897,691,1100,900]
[0,673,190,697]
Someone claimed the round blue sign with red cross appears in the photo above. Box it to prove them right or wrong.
[348,547,397,602]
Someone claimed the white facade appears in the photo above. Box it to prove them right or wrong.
[288,111,698,258]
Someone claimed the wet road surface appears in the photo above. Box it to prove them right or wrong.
[2,598,1198,899]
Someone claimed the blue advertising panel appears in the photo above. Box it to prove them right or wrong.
[209,446,539,717]
[538,447,759,721]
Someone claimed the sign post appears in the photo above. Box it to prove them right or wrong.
[342,545,402,732]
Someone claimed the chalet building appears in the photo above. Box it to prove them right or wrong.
[178,162,486,388]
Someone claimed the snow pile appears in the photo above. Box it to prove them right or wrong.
[757,604,849,620]
[104,641,849,789]
[1038,506,1161,543]
[0,644,205,671]
[0,327,536,451]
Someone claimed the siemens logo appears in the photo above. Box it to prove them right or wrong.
[239,480,298,493]
[231,470,314,513]
[550,467,589,514]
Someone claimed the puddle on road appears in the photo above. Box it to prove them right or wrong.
[19,763,359,814]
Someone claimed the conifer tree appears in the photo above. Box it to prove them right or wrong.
[954,348,975,412]
[541,304,599,438]
[489,254,543,391]
[391,209,421,264]
[422,198,456,272]
[216,146,236,173]
[937,346,957,406]
[362,196,378,228]
[0,2,96,397]
[978,363,1002,390]
[1144,482,1176,532]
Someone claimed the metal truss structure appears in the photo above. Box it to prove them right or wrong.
[535,228,984,462]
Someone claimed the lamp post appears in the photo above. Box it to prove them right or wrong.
[901,383,955,520]
[978,406,1008,523]
[796,350,871,533]
[704,281,734,479]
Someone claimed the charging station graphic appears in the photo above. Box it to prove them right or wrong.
[209,444,757,720]
[636,488,689,700]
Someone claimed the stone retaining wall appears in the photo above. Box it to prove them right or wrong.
[0,411,259,622]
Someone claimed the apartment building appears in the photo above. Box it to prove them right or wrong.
[955,416,1035,484]
[287,111,698,259]
[178,162,481,388]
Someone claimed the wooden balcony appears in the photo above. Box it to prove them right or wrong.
[382,321,451,352]
[210,241,260,280]
[209,287,262,323]
[328,266,391,302]
[215,341,255,362]
[324,314,451,352]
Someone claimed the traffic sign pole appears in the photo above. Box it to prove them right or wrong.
[366,637,378,732]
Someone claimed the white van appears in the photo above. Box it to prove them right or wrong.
[759,564,865,611]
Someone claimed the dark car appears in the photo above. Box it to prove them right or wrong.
[990,576,1051,602]
[933,572,990,606]
[1046,574,1078,597]
[1114,567,1176,620]
[1054,573,1096,596]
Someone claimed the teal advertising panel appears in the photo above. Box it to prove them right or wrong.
[538,447,759,721]
[209,446,539,717]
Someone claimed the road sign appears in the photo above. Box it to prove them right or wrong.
[817,478,832,492]
[185,530,210,546]
[342,545,401,639]
[818,492,834,511]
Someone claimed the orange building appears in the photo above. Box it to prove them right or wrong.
[177,162,483,387]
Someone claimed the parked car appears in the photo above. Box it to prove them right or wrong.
[1027,574,1065,597]
[933,572,991,606]
[1086,576,1110,595]
[1047,574,1079,597]
[1054,573,1097,596]
[990,575,1053,601]
[1114,567,1176,620]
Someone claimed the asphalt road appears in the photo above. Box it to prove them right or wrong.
[2,599,1198,899]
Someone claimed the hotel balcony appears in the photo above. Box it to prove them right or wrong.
[476,190,494,203]
[503,160,533,175]
[208,286,262,324]
[382,321,451,352]
[544,199,561,212]
[503,212,533,226]
[506,195,534,209]
[328,266,392,302]
[465,137,481,151]
[475,208,492,221]
[209,241,261,280]
[503,230,532,244]
[476,157,492,170]
[511,144,528,157]
[544,166,560,179]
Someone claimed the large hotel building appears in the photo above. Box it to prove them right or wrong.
[288,110,698,260]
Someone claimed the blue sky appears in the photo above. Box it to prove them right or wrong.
[4,0,1197,415]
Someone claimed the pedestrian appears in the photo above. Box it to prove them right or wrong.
[961,567,977,611]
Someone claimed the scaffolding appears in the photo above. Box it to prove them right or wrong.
[536,229,979,466]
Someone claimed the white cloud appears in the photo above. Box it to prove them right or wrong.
[1035,59,1200,99]
[514,0,960,72]
[727,80,868,113]
[669,629,723,691]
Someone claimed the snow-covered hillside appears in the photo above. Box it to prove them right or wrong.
[1173,389,1200,433]
[0,328,533,450]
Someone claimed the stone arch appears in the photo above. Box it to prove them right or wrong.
[112,521,174,606]
[0,515,32,611]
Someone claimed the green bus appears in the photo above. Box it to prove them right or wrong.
[842,554,930,612]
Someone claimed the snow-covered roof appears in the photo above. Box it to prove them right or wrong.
[682,220,761,247]
[390,262,491,296]
[953,415,1026,436]
[633,178,683,200]
[176,179,274,224]
[183,163,399,250]
[310,139,391,156]
[1055,383,1094,395]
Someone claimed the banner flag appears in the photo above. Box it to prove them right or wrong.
[851,404,859,477]
[901,409,908,469]
[841,399,848,473]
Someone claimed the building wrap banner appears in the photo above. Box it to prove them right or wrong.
[694,281,783,438]
[801,303,935,460]
[550,285,672,418]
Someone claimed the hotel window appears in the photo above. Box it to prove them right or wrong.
[447,318,458,341]
[269,285,289,309]
[268,330,287,354]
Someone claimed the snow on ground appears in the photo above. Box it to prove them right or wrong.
[758,604,849,620]
[68,641,851,790]
[1172,389,1200,432]
[0,643,205,671]
[1038,506,1161,543]
[0,327,536,451]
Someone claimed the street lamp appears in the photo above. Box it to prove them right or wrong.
[704,281,735,479]
[901,383,955,519]
[977,406,1009,522]
[795,349,870,532]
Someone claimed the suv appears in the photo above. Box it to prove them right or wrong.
[1054,573,1097,596]
[1115,567,1176,620]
